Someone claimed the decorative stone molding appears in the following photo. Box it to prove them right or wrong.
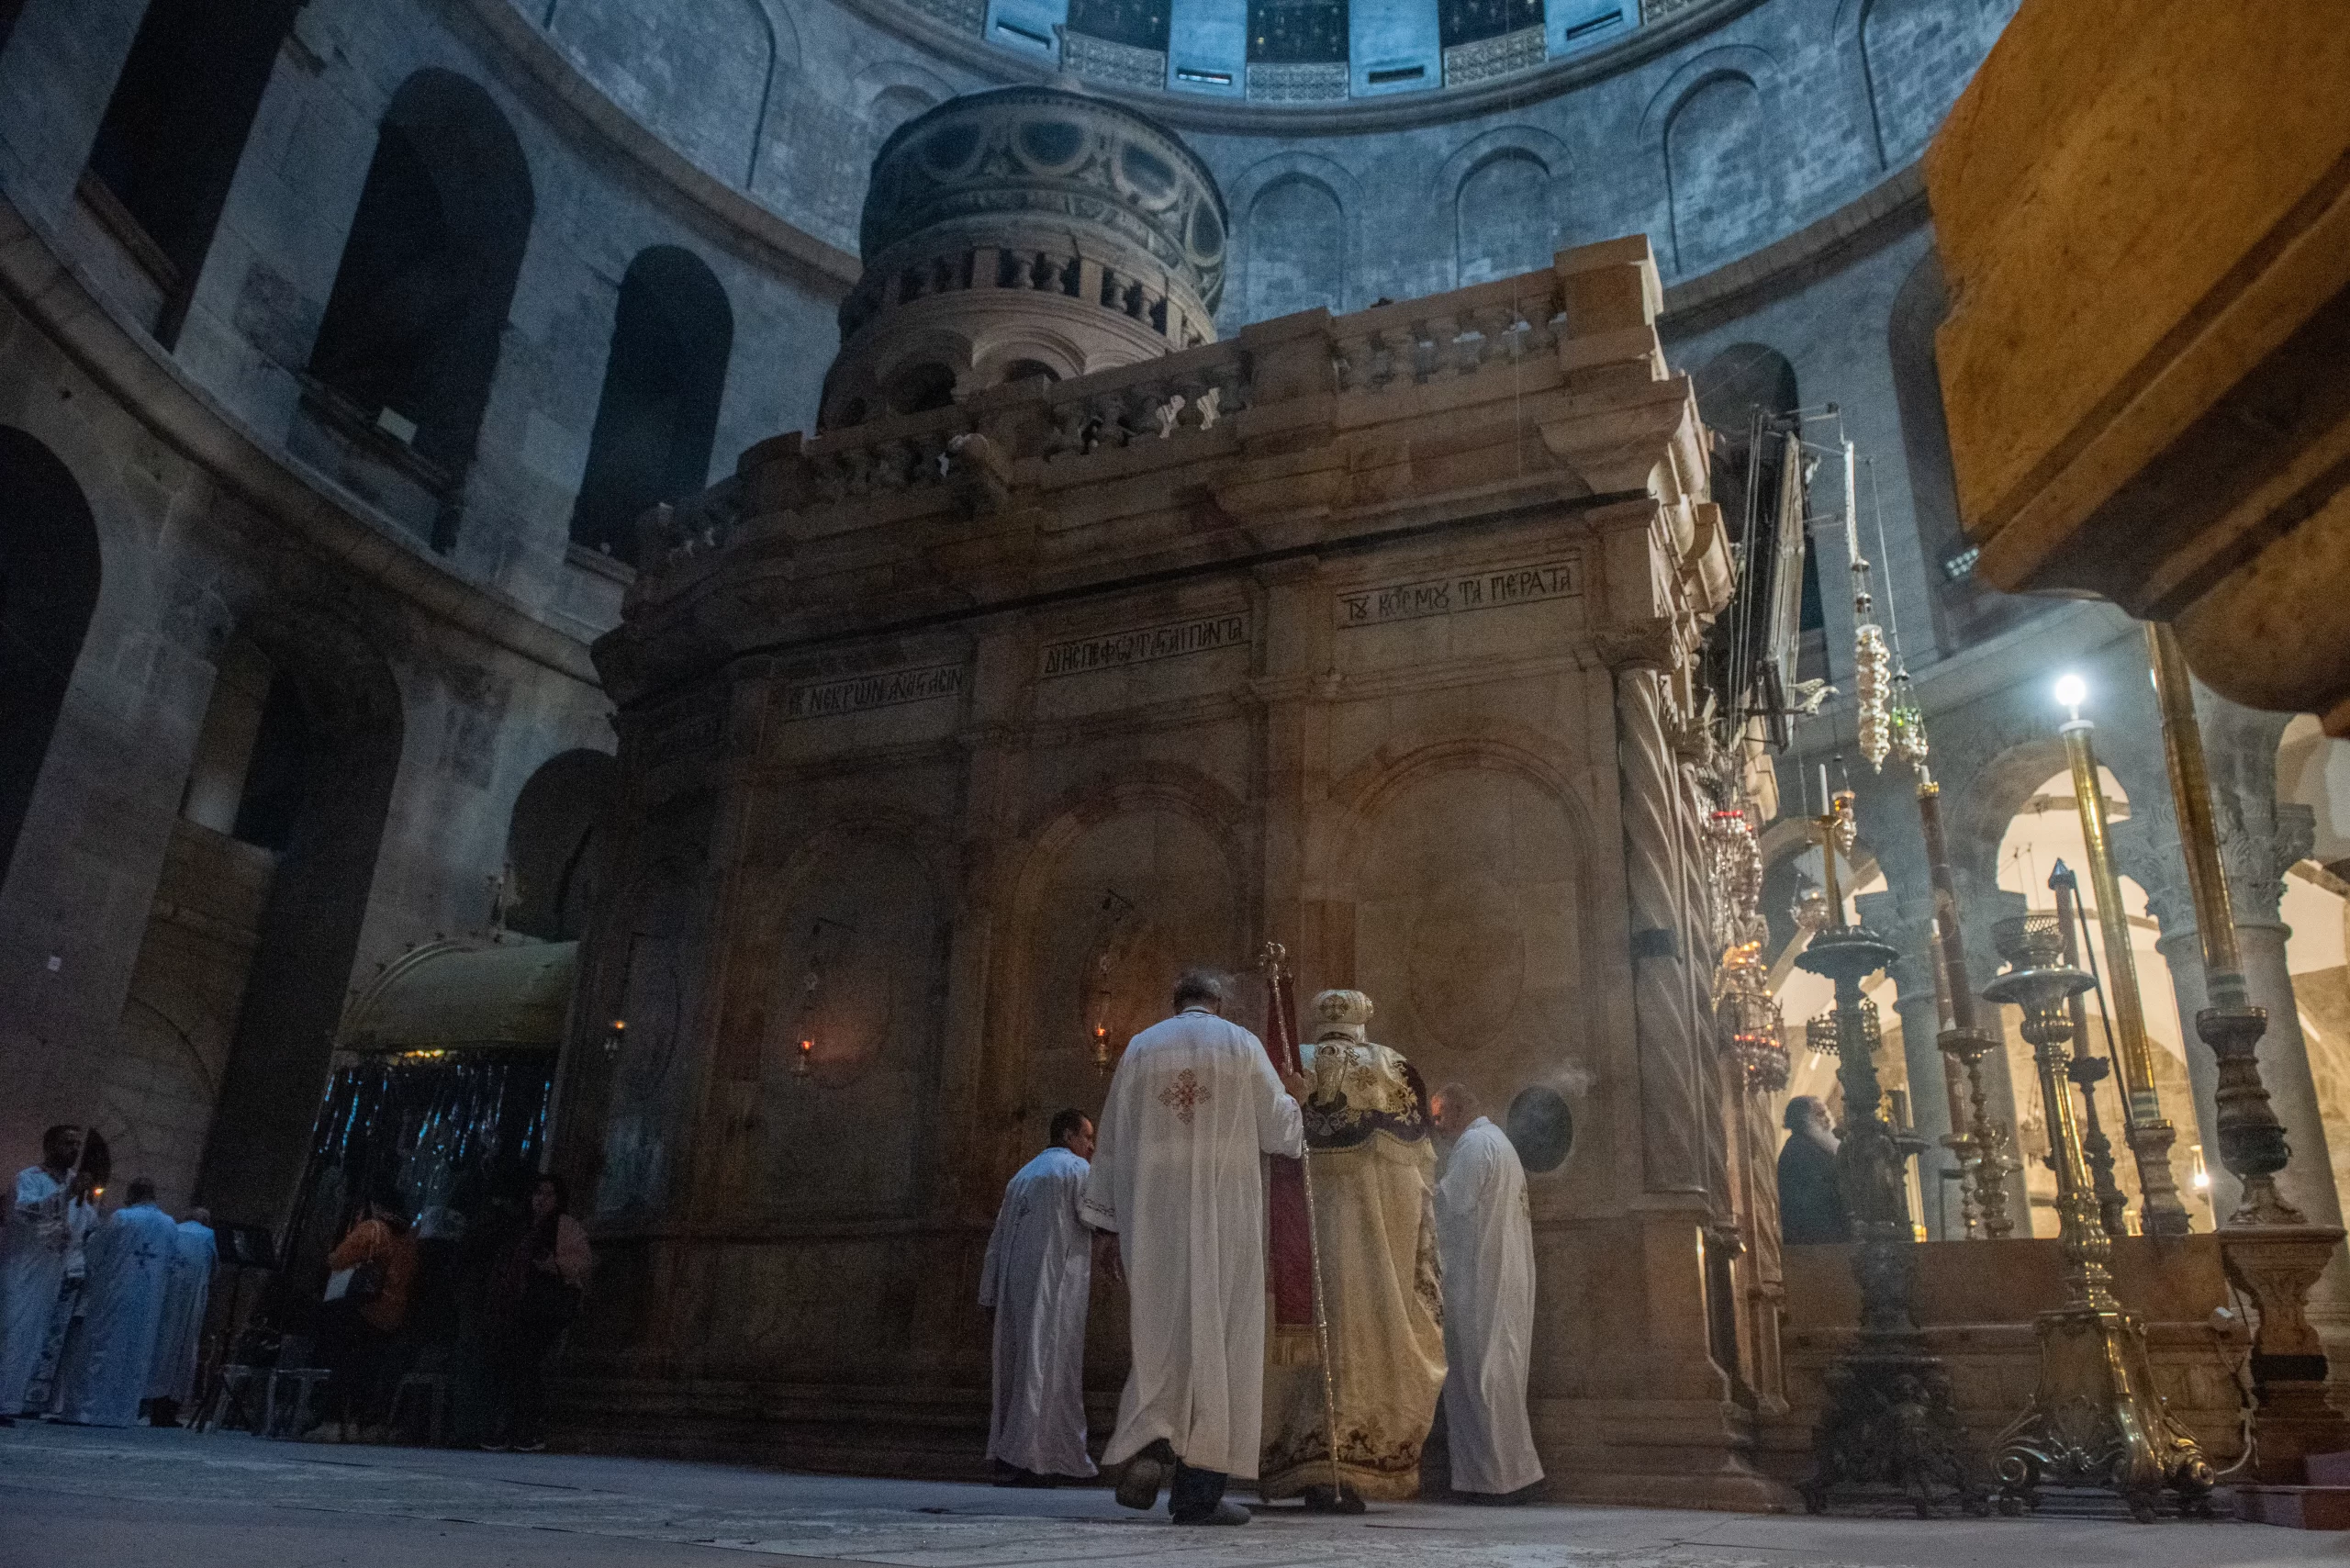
[825,86,1227,429]
[1063,33,1167,92]
[1443,27,1546,87]
[1247,62,1349,103]
[902,0,984,32]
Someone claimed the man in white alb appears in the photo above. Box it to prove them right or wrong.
[1430,1085,1543,1501]
[59,1175,180,1427]
[979,1110,1098,1485]
[1,1125,83,1424]
[1082,969,1308,1526]
[146,1204,218,1428]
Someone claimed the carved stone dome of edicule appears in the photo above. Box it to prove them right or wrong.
[822,86,1227,430]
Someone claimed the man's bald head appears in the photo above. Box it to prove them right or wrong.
[1431,1082,1478,1138]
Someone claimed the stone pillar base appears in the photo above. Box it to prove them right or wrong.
[1537,1396,1797,1511]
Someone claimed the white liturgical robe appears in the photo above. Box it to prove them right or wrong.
[979,1146,1096,1477]
[1080,1006,1303,1479]
[60,1200,179,1426]
[1435,1116,1543,1495]
[146,1219,218,1405]
[1,1166,72,1415]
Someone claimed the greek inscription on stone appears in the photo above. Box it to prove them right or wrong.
[1335,556,1584,630]
[783,664,966,721]
[1038,612,1250,678]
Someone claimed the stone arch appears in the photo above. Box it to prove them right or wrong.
[1435,127,1572,287]
[505,748,617,942]
[1226,151,1360,324]
[307,69,534,544]
[0,428,101,897]
[855,61,954,142]
[746,808,957,1222]
[1317,731,1601,1172]
[1849,0,1991,170]
[544,0,777,185]
[80,0,305,342]
[1644,47,1783,278]
[995,767,1252,1154]
[185,606,406,1227]
[570,246,733,566]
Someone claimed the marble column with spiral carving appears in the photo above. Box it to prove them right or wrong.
[1617,662,1708,1197]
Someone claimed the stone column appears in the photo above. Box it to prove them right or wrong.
[1858,889,1962,1237]
[1615,660,1708,1197]
[2118,793,2339,1232]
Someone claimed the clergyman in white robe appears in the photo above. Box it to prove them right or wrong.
[60,1190,180,1426]
[146,1215,218,1411]
[1,1143,77,1417]
[1080,997,1304,1491]
[979,1140,1096,1480]
[1434,1111,1543,1495]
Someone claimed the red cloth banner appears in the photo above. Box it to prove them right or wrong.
[1261,961,1315,1327]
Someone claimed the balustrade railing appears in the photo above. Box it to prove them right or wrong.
[655,264,1572,574]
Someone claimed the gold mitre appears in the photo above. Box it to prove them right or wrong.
[1310,988,1373,1042]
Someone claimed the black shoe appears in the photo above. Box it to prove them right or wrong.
[992,1467,1054,1488]
[1173,1499,1251,1526]
[1114,1441,1175,1510]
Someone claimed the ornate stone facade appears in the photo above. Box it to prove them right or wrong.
[561,233,1778,1502]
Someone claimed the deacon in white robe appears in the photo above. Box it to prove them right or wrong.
[59,1178,180,1427]
[1081,969,1306,1523]
[979,1114,1098,1482]
[146,1209,218,1416]
[0,1126,82,1419]
[1430,1086,1543,1497]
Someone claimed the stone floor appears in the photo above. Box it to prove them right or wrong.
[0,1423,2339,1568]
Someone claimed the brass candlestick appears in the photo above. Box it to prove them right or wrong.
[2146,622,2350,1483]
[1982,913,2213,1520]
[1796,799,1985,1517]
[1917,774,2017,1238]
[2053,684,2193,1237]
[2049,862,2130,1239]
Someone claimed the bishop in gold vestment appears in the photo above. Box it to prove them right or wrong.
[1259,990,1447,1503]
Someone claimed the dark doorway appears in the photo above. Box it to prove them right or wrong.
[569,248,733,565]
[81,0,305,343]
[192,616,405,1229]
[307,70,533,539]
[0,429,102,894]
[506,748,616,942]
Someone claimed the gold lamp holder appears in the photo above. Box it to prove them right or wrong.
[1982,913,2214,1519]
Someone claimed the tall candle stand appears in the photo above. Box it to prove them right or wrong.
[1981,913,2213,1519]
[1796,793,1986,1517]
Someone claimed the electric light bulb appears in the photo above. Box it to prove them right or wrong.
[2053,673,2087,711]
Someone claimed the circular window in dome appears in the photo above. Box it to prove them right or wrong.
[1117,143,1178,203]
[918,121,981,177]
[1504,1084,1574,1174]
[1187,201,1225,262]
[1017,118,1087,169]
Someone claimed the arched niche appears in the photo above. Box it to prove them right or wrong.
[569,246,733,565]
[1662,69,1775,276]
[1012,791,1246,1158]
[1860,0,1989,168]
[545,0,776,185]
[1339,745,1593,1179]
[751,823,952,1224]
[0,428,101,896]
[186,611,406,1228]
[80,0,304,341]
[506,748,617,941]
[306,70,534,540]
[1454,149,1558,286]
[1243,174,1345,324]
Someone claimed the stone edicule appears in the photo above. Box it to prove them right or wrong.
[574,235,1765,1505]
[822,86,1226,430]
